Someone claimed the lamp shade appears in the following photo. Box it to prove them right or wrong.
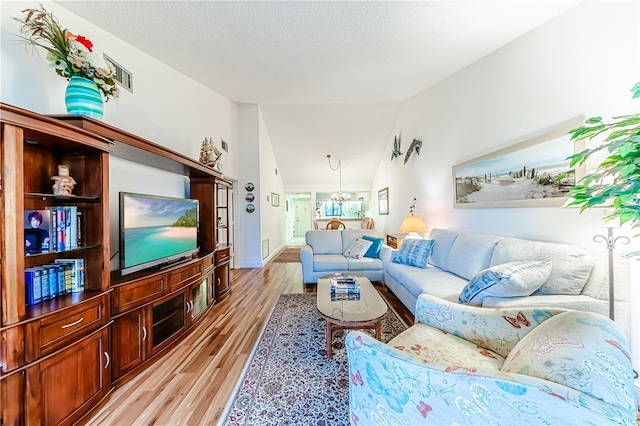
[399,215,427,233]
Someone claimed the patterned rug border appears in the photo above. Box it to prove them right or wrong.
[218,292,408,426]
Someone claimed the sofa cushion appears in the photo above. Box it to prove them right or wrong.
[446,232,502,280]
[502,310,636,413]
[347,257,383,272]
[305,230,343,254]
[389,323,505,371]
[458,261,552,306]
[428,228,459,270]
[362,235,384,258]
[392,239,435,268]
[342,230,379,253]
[312,254,348,272]
[490,238,595,295]
[385,262,468,303]
[343,237,372,259]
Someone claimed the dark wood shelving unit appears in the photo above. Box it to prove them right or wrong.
[1,104,230,425]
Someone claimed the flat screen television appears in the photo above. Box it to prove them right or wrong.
[119,192,199,275]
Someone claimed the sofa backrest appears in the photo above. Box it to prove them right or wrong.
[490,238,596,296]
[428,228,459,270]
[305,229,380,255]
[305,230,343,254]
[428,228,606,300]
[445,232,502,280]
[501,310,636,415]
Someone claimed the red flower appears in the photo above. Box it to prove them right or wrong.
[74,35,93,52]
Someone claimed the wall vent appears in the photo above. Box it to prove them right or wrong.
[104,54,133,93]
[221,139,228,152]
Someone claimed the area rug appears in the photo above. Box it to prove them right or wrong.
[272,247,301,263]
[219,293,408,426]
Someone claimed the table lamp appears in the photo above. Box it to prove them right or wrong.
[399,214,427,239]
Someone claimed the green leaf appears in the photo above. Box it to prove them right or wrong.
[631,81,640,99]
[619,164,637,177]
[618,141,637,157]
[586,116,603,124]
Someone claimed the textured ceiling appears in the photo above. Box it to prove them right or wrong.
[55,0,581,187]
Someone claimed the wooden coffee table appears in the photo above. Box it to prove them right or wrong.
[316,275,388,359]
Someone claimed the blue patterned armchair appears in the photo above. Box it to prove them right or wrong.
[346,294,637,425]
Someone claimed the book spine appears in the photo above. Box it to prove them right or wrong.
[57,208,65,251]
[68,206,78,249]
[55,264,66,296]
[46,266,58,299]
[76,209,82,247]
[48,208,57,252]
[25,269,42,305]
[63,263,72,293]
[40,266,50,301]
[76,258,85,292]
[64,206,72,249]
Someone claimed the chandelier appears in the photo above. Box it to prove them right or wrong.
[327,154,351,205]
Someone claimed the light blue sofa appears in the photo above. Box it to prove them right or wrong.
[300,229,383,284]
[381,228,614,317]
[346,293,638,425]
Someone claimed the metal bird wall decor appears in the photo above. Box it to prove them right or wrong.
[391,134,403,161]
[404,138,423,165]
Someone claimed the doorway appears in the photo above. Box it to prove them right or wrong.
[287,193,312,241]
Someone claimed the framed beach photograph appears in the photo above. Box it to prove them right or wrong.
[378,187,389,215]
[271,192,280,207]
[452,118,586,208]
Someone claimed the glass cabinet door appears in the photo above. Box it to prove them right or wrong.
[190,278,208,320]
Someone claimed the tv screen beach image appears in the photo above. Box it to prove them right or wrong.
[123,195,198,268]
[454,133,577,206]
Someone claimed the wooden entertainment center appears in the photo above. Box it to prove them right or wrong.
[0,103,231,425]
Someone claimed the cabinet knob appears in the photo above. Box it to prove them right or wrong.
[104,352,110,368]
[142,326,147,341]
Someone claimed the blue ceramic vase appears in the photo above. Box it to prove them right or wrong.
[65,76,104,120]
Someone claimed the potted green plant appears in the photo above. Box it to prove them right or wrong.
[566,82,640,256]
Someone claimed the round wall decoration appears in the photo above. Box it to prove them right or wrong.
[245,182,255,192]
[246,203,255,213]
[245,193,255,202]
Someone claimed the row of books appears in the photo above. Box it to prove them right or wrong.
[25,207,83,254]
[24,259,85,306]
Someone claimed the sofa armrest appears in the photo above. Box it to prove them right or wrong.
[345,330,629,425]
[414,294,567,357]
[300,244,315,284]
[379,244,397,263]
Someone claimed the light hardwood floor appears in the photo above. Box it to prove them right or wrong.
[83,262,413,425]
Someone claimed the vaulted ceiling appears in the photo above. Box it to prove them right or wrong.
[55,0,581,188]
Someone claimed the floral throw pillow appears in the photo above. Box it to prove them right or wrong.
[392,239,435,269]
[343,237,373,259]
[458,261,552,305]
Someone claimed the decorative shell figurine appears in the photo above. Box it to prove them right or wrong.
[51,165,76,196]
[199,137,222,167]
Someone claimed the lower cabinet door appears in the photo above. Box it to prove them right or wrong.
[1,371,24,426]
[112,308,149,381]
[214,262,230,300]
[25,325,111,426]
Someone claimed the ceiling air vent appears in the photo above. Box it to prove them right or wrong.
[104,54,133,93]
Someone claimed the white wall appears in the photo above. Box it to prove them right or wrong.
[1,1,244,270]
[258,107,286,261]
[372,0,640,366]
[237,105,262,267]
